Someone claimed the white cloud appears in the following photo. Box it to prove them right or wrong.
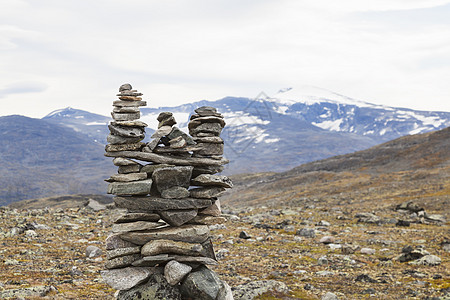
[0,0,450,117]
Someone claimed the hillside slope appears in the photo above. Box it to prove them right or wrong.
[222,127,450,214]
[0,115,115,205]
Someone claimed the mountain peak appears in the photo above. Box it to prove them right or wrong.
[271,85,376,108]
[44,107,76,118]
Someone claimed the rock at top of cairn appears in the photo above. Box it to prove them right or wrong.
[157,112,177,128]
[119,83,132,92]
[116,83,143,97]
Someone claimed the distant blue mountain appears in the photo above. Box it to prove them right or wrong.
[41,86,450,174]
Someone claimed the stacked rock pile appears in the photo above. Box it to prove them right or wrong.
[101,84,233,299]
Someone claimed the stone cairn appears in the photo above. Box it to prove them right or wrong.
[101,84,233,299]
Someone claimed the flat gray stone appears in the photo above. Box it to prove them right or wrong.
[111,221,165,233]
[191,174,233,188]
[173,256,219,265]
[152,166,193,192]
[194,142,224,156]
[194,106,218,116]
[118,164,142,174]
[106,173,147,182]
[141,164,175,176]
[119,95,143,101]
[114,196,212,211]
[108,124,145,138]
[180,265,221,299]
[120,225,210,245]
[117,273,181,300]
[164,260,192,285]
[111,112,140,121]
[189,122,223,136]
[141,239,204,257]
[131,254,174,267]
[111,120,147,127]
[152,147,193,155]
[193,136,223,143]
[107,134,144,145]
[107,179,153,196]
[113,100,147,107]
[161,186,190,199]
[190,187,225,199]
[106,234,137,250]
[107,247,141,260]
[101,267,155,291]
[105,254,140,269]
[113,157,139,166]
[114,212,161,223]
[159,209,198,226]
[113,106,140,113]
[188,116,225,130]
[105,142,145,152]
[105,150,229,167]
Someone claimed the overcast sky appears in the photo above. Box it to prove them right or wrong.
[1,0,450,118]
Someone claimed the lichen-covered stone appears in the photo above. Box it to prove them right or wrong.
[164,260,192,285]
[117,273,181,300]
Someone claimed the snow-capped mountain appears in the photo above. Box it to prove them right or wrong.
[41,86,450,174]
[43,107,110,144]
[269,85,449,141]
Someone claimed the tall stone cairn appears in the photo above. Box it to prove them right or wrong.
[101,84,233,300]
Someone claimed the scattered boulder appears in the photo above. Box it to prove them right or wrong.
[355,213,381,224]
[396,201,423,213]
[319,236,336,244]
[296,228,316,238]
[322,292,339,300]
[86,199,107,211]
[239,231,251,239]
[86,245,103,258]
[360,248,376,255]
[396,245,430,262]
[409,255,441,266]
[0,286,57,299]
[232,280,289,300]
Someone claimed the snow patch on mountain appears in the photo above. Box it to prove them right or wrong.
[313,119,344,131]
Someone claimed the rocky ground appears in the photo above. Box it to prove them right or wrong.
[0,197,448,299]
